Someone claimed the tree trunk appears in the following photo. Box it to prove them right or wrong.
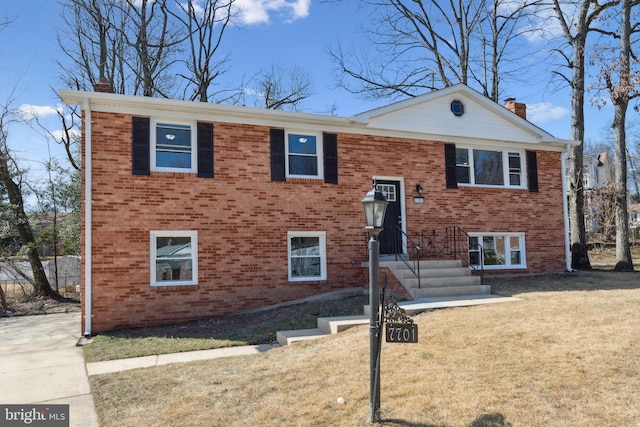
[0,284,7,312]
[613,107,633,270]
[0,155,54,298]
[568,39,591,269]
[611,0,634,271]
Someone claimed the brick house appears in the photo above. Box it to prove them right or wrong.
[61,84,575,334]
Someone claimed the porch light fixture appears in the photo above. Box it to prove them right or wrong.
[361,186,389,236]
[361,184,388,422]
[415,183,424,196]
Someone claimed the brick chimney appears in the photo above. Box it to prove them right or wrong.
[93,77,114,93]
[504,97,526,120]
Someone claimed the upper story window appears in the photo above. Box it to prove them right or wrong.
[455,147,524,188]
[286,132,323,178]
[132,117,214,178]
[152,121,197,173]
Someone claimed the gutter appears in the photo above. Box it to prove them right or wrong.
[561,145,572,272]
[83,97,93,337]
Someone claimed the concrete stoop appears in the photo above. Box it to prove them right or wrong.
[276,315,368,346]
[381,259,491,299]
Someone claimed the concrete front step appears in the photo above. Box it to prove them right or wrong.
[276,328,329,346]
[403,275,482,289]
[410,284,491,299]
[317,315,368,334]
[276,315,368,346]
[381,259,463,269]
[392,266,472,280]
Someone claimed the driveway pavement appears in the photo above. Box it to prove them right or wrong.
[0,312,98,427]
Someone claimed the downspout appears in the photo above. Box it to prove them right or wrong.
[83,97,93,337]
[561,145,572,272]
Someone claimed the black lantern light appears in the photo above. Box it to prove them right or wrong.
[361,186,389,235]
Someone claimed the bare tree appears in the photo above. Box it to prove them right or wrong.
[115,0,184,97]
[329,0,540,102]
[58,0,184,98]
[551,0,618,269]
[472,0,543,101]
[171,0,236,102]
[593,0,639,270]
[255,64,314,110]
[58,0,127,92]
[0,98,54,298]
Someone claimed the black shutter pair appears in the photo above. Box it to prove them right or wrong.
[444,143,539,192]
[131,117,214,178]
[270,129,338,184]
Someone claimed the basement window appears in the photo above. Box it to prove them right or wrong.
[468,233,526,270]
[288,231,327,281]
[150,231,198,286]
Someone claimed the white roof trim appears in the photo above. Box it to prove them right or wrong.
[60,85,577,150]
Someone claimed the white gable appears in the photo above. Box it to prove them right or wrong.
[351,84,559,145]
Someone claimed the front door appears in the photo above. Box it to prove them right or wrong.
[375,180,403,255]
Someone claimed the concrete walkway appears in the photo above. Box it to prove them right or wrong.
[0,312,99,427]
[86,343,279,376]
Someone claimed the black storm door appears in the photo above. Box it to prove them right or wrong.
[375,180,403,255]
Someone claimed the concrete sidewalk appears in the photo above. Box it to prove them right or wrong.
[0,312,99,427]
[86,343,279,376]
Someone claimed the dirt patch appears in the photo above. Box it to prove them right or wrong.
[2,293,81,317]
[100,293,369,341]
[487,269,639,296]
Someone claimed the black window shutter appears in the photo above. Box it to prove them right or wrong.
[270,128,286,182]
[323,133,338,184]
[526,150,539,192]
[197,122,214,178]
[444,143,458,189]
[132,117,150,175]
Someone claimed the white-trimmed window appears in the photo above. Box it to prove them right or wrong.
[286,131,323,179]
[469,233,526,269]
[151,120,197,173]
[456,148,524,188]
[150,231,198,286]
[288,231,327,281]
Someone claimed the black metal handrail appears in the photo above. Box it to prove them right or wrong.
[387,225,422,289]
[421,226,484,285]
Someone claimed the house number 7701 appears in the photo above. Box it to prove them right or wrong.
[385,323,418,343]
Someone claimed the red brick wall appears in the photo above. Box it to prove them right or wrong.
[81,112,566,332]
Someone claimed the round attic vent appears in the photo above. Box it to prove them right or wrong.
[450,100,464,117]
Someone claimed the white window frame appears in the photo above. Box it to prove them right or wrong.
[150,230,198,286]
[285,130,324,179]
[468,232,526,270]
[288,231,327,281]
[151,119,197,173]
[456,147,526,189]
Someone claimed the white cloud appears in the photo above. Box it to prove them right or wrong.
[527,101,570,123]
[523,13,563,43]
[235,0,310,25]
[49,128,81,143]
[17,104,62,120]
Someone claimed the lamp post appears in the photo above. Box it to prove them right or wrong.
[361,185,388,423]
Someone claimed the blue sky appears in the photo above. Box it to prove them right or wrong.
[0,0,619,180]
